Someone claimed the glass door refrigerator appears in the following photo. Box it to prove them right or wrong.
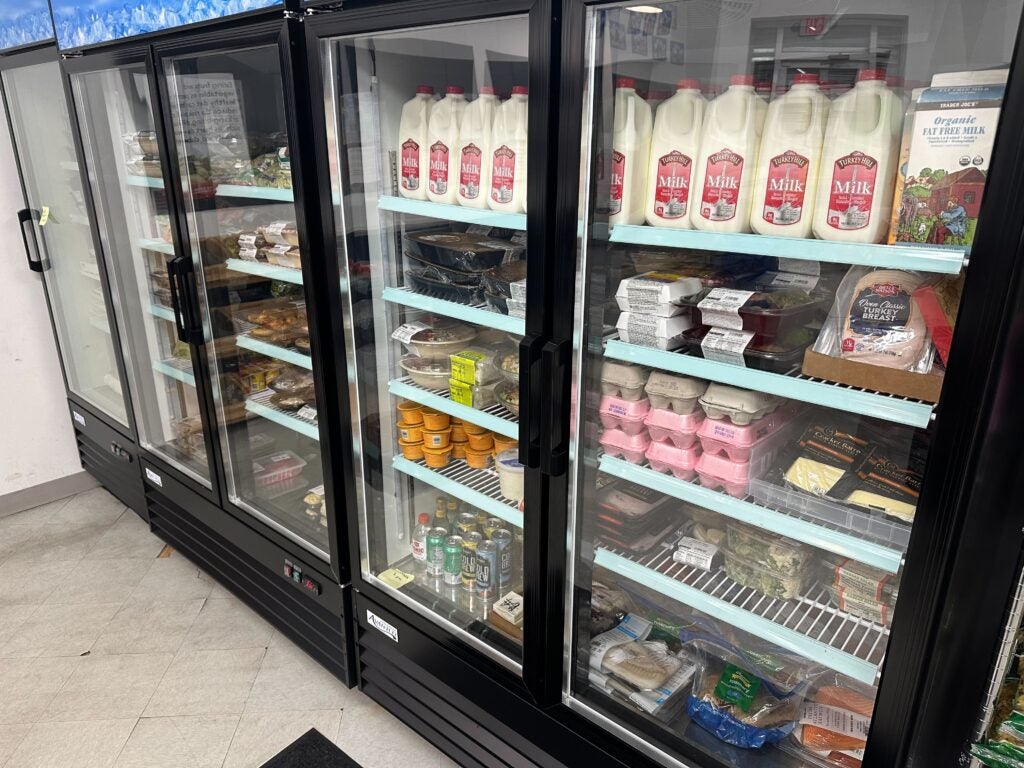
[555,1,1024,767]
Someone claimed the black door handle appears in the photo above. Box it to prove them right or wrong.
[539,338,571,477]
[18,209,42,273]
[518,332,547,469]
[167,256,202,345]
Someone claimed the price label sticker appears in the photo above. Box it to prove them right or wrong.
[700,327,753,366]
[38,207,49,227]
[697,288,754,330]
[770,272,819,291]
[296,405,318,422]
[377,568,414,589]
[391,321,430,347]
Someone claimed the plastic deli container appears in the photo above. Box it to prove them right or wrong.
[723,550,808,600]
[726,521,812,575]
[253,451,307,490]
[644,408,703,449]
[699,383,784,426]
[600,361,649,401]
[697,408,792,462]
[407,324,477,360]
[406,268,482,304]
[823,584,897,626]
[481,261,528,298]
[645,441,701,480]
[400,355,450,389]
[599,395,651,435]
[599,427,651,464]
[644,372,707,413]
[404,232,524,272]
[495,448,525,502]
[819,552,899,604]
[682,288,828,346]
[678,326,815,374]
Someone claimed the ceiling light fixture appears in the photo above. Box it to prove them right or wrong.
[627,5,664,13]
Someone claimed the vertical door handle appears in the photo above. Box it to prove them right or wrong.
[539,339,571,477]
[518,333,547,468]
[167,256,202,345]
[18,209,43,272]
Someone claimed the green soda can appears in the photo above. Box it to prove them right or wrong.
[443,535,463,586]
[425,527,448,577]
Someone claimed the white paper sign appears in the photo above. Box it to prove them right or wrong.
[296,405,318,423]
[177,74,246,149]
[701,327,753,366]
[697,288,754,330]
[673,537,719,570]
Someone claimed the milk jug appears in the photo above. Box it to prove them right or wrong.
[398,85,434,200]
[488,85,529,213]
[609,77,652,226]
[426,86,468,205]
[813,69,903,242]
[750,73,829,238]
[643,79,705,228]
[455,86,499,208]
[691,75,767,232]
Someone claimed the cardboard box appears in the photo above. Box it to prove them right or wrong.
[801,349,944,403]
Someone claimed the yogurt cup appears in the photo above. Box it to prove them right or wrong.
[451,439,468,460]
[422,428,452,448]
[467,431,494,451]
[398,423,424,442]
[399,438,425,461]
[422,444,452,468]
[421,409,451,431]
[397,400,424,426]
[495,448,525,502]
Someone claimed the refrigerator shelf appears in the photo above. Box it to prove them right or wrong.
[215,184,294,202]
[235,333,313,370]
[152,358,195,387]
[382,286,526,336]
[224,258,304,285]
[598,454,905,573]
[125,174,164,189]
[604,339,935,428]
[147,304,175,323]
[245,390,320,441]
[137,238,175,255]
[593,545,888,685]
[389,377,518,439]
[608,225,967,275]
[393,455,524,529]
[378,195,527,230]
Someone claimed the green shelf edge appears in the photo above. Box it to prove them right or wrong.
[388,379,519,439]
[392,455,523,528]
[381,287,526,336]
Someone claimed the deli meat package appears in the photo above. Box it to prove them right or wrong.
[782,674,877,768]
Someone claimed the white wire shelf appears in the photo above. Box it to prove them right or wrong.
[382,286,526,337]
[245,389,319,441]
[393,455,523,529]
[388,377,518,439]
[235,333,313,370]
[152,358,195,387]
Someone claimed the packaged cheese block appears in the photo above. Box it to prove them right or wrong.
[842,450,923,522]
[838,269,932,371]
[783,422,871,497]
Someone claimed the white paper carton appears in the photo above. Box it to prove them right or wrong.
[615,272,704,316]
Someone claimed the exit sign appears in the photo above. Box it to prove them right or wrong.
[801,16,826,35]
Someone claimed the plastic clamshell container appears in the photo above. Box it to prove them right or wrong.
[678,326,815,374]
[723,550,808,600]
[644,371,707,413]
[616,312,693,350]
[615,272,705,317]
[725,521,812,575]
[599,395,651,435]
[600,361,649,401]
[495,448,525,502]
[599,427,651,464]
[643,408,704,449]
[408,325,477,360]
[404,231,525,272]
[697,408,792,462]
[253,451,307,489]
[645,441,701,480]
[684,288,828,346]
[698,383,784,426]
[823,584,895,627]
[449,347,500,385]
[400,355,451,390]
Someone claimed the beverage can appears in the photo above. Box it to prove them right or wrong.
[482,517,503,539]
[476,540,498,599]
[443,535,463,585]
[426,527,448,577]
[455,513,478,536]
[461,532,483,590]
[492,529,513,588]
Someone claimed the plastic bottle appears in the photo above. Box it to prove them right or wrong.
[750,73,829,238]
[609,77,653,226]
[643,78,705,228]
[455,87,499,208]
[411,512,431,565]
[813,69,903,243]
[488,85,529,214]
[425,86,468,205]
[691,74,767,232]
[398,85,434,200]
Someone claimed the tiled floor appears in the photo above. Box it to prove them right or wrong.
[0,487,458,768]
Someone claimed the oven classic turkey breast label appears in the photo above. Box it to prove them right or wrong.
[847,282,913,338]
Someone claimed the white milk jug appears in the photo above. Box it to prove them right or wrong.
[643,78,705,228]
[398,85,434,200]
[813,69,903,242]
[455,86,499,208]
[426,86,468,205]
[488,86,529,213]
[609,77,652,226]
[691,75,767,233]
[750,73,829,237]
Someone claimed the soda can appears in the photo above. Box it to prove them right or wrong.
[491,529,513,588]
[443,535,463,586]
[454,513,477,536]
[476,540,498,600]
[482,517,503,540]
[426,527,448,577]
[460,532,483,590]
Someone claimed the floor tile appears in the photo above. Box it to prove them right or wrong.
[0,559,76,608]
[128,555,215,603]
[0,602,121,658]
[143,648,265,718]
[0,723,32,766]
[2,524,108,567]
[335,693,444,768]
[45,559,153,606]
[42,652,173,723]
[244,640,352,713]
[0,526,43,565]
[0,497,73,530]
[85,514,165,561]
[0,606,38,648]
[112,715,240,768]
[46,488,126,529]
[6,718,136,768]
[439,757,461,768]
[222,710,342,768]
[0,657,79,725]
[91,599,205,656]
[179,597,274,653]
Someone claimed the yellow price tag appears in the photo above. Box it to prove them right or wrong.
[38,206,49,226]
[377,568,414,589]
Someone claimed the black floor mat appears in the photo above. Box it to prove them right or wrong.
[260,729,363,768]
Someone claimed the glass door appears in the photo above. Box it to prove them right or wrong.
[71,60,215,488]
[162,41,331,560]
[320,16,530,666]
[3,55,130,426]
[565,2,1020,766]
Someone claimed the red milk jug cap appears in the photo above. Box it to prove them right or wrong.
[511,85,528,95]
[446,85,465,94]
[615,77,636,89]
[857,68,887,82]
[730,74,754,86]
[793,73,819,85]
[676,78,701,90]
[416,85,434,94]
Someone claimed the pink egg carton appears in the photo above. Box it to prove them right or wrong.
[697,408,792,462]
[599,427,651,464]
[599,395,651,436]
[645,441,701,480]
[644,408,704,449]
[695,454,750,498]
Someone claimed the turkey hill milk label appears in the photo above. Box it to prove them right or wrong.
[609,150,626,215]
[459,143,482,199]
[700,148,744,222]
[653,150,693,219]
[827,151,878,230]
[428,141,450,194]
[762,150,809,225]
[844,282,912,347]
[400,139,420,190]
[491,144,517,203]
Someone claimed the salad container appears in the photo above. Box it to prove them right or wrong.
[726,522,812,575]
[644,371,707,413]
[723,551,808,600]
[645,441,701,480]
[698,383,784,426]
[678,326,815,374]
[599,428,651,464]
[599,395,651,435]
[600,361,649,401]
[407,324,477,360]
[643,408,703,449]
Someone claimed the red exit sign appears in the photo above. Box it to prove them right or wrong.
[801,16,826,35]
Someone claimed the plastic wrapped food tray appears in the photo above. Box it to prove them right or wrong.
[481,260,528,298]
[404,231,524,272]
[253,450,307,490]
[404,253,482,285]
[681,288,828,346]
[485,292,509,314]
[678,326,815,374]
[406,269,483,304]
